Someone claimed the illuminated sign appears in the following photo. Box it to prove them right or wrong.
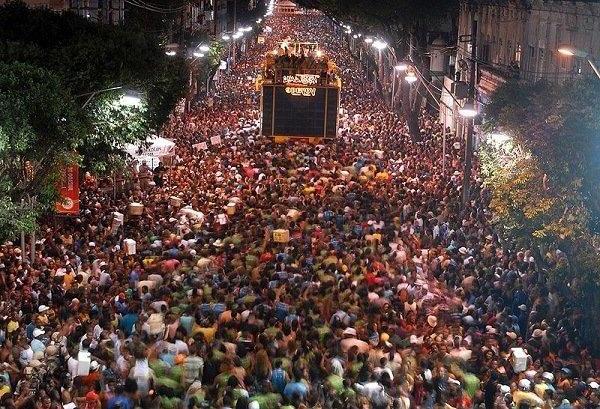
[285,87,316,97]
[283,74,320,85]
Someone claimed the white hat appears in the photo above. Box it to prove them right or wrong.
[590,381,600,389]
[342,327,357,337]
[518,378,531,391]
[249,401,260,409]
[90,361,100,371]
[32,328,45,338]
[458,247,468,255]
[542,372,554,383]
[38,305,49,313]
[427,315,438,328]
[499,384,511,394]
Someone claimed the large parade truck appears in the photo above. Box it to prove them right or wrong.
[257,41,341,143]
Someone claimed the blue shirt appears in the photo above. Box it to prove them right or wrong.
[283,381,308,400]
[120,313,138,337]
[107,395,134,409]
[271,368,287,394]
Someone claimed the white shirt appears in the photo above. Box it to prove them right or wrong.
[67,356,79,379]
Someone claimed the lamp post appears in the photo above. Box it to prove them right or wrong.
[558,45,600,79]
[364,37,373,79]
[459,15,478,208]
[391,64,408,110]
[372,40,387,86]
[78,87,142,109]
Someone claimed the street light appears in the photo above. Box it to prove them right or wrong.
[222,34,231,41]
[119,90,143,107]
[395,63,408,71]
[193,52,205,58]
[364,37,373,44]
[404,72,418,83]
[78,87,142,109]
[233,32,243,39]
[558,45,600,79]
[372,40,387,50]
[165,50,176,56]
[459,99,478,118]
[199,45,210,52]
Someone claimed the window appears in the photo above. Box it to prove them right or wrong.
[515,44,522,64]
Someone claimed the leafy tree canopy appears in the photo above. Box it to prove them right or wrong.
[0,62,85,240]
[483,77,600,354]
[485,78,600,230]
[0,1,188,145]
[0,2,188,239]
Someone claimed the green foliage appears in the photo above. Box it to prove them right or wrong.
[0,62,85,241]
[0,2,188,239]
[484,77,600,354]
[486,78,600,231]
[0,1,188,138]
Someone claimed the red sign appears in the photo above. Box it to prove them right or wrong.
[56,164,80,215]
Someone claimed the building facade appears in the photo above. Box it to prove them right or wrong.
[456,0,600,100]
[70,0,124,24]
[0,0,124,24]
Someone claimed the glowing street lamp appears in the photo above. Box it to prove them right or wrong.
[119,90,143,107]
[459,99,478,118]
[199,44,210,52]
[193,52,205,58]
[372,40,387,50]
[364,37,373,44]
[165,50,176,56]
[222,34,231,41]
[395,62,408,71]
[404,72,418,83]
[558,45,600,79]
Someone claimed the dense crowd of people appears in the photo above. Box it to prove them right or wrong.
[0,7,597,409]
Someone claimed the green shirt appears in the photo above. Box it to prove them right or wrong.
[463,372,480,398]
[327,374,344,393]
[250,392,281,409]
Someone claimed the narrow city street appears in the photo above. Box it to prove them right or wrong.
[0,1,596,409]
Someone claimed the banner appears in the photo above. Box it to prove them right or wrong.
[56,164,80,215]
[193,142,208,151]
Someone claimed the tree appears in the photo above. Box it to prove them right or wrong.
[295,0,458,140]
[0,62,85,241]
[0,1,188,170]
[486,78,600,231]
[483,77,600,355]
[0,2,189,239]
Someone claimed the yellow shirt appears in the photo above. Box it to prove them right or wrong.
[63,273,74,290]
[193,325,216,343]
[513,390,543,407]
